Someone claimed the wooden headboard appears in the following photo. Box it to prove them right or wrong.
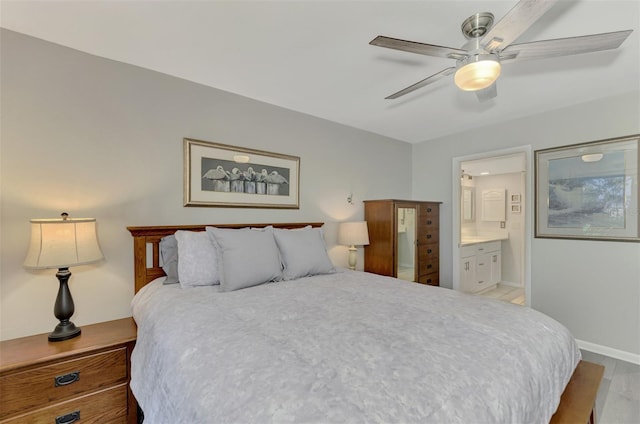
[127,222,324,293]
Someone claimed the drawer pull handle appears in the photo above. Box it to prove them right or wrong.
[56,410,80,424]
[427,220,432,225]
[55,371,80,387]
[427,249,432,254]
[427,264,432,269]
[427,234,432,239]
[427,208,432,212]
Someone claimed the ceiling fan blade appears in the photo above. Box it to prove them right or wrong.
[480,0,559,52]
[385,67,456,99]
[501,30,633,62]
[370,36,467,60]
[475,83,497,102]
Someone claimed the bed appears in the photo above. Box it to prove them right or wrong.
[127,223,602,424]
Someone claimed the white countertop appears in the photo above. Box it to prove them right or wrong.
[460,232,509,246]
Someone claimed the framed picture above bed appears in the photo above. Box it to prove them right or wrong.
[535,134,639,242]
[184,138,300,208]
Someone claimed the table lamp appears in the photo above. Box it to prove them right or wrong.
[338,221,370,270]
[23,213,103,341]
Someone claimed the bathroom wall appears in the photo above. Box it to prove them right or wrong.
[473,173,525,286]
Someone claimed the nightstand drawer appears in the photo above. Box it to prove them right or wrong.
[0,347,127,419]
[2,383,128,424]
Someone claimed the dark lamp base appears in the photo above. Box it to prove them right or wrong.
[49,267,81,342]
[48,321,81,341]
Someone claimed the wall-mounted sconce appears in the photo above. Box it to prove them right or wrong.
[347,193,354,204]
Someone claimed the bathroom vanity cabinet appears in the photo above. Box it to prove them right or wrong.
[460,240,502,293]
[364,199,441,286]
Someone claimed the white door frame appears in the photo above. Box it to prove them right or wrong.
[451,145,533,306]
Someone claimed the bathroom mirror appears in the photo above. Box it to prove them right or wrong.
[481,189,506,221]
[462,187,475,222]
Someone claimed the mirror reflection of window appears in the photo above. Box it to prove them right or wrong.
[462,187,475,222]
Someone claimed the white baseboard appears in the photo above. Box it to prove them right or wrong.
[576,339,640,365]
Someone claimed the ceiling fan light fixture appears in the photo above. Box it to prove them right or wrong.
[454,55,501,91]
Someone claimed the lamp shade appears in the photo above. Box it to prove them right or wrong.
[454,55,501,91]
[24,217,103,269]
[338,221,370,246]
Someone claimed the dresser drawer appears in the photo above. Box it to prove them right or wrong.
[0,347,127,419]
[418,244,438,261]
[417,228,439,244]
[419,258,439,276]
[418,203,439,219]
[2,383,128,424]
[418,273,439,286]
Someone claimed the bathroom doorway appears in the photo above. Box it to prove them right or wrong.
[452,147,532,306]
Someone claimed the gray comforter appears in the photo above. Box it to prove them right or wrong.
[131,271,580,423]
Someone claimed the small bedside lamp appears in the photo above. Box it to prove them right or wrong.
[338,221,370,270]
[24,213,103,341]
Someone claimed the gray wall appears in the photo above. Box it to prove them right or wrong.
[2,29,638,359]
[0,30,412,340]
[412,92,640,356]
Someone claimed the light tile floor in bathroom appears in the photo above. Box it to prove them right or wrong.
[397,266,414,282]
[477,283,525,305]
[581,350,640,424]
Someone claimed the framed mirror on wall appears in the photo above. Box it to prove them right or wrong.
[462,187,475,222]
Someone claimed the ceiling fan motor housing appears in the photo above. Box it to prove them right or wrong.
[461,12,495,39]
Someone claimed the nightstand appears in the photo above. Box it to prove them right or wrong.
[0,317,137,424]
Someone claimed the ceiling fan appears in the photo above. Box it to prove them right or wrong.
[370,0,633,101]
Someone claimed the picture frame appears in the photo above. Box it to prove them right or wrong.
[535,134,639,242]
[184,138,300,208]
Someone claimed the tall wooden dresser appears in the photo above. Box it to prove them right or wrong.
[364,199,441,286]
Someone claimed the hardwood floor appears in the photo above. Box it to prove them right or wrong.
[580,350,640,424]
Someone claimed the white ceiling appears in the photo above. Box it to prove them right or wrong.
[1,0,638,144]
[462,153,525,176]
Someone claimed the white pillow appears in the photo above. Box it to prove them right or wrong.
[206,226,282,292]
[273,226,336,280]
[174,230,219,287]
